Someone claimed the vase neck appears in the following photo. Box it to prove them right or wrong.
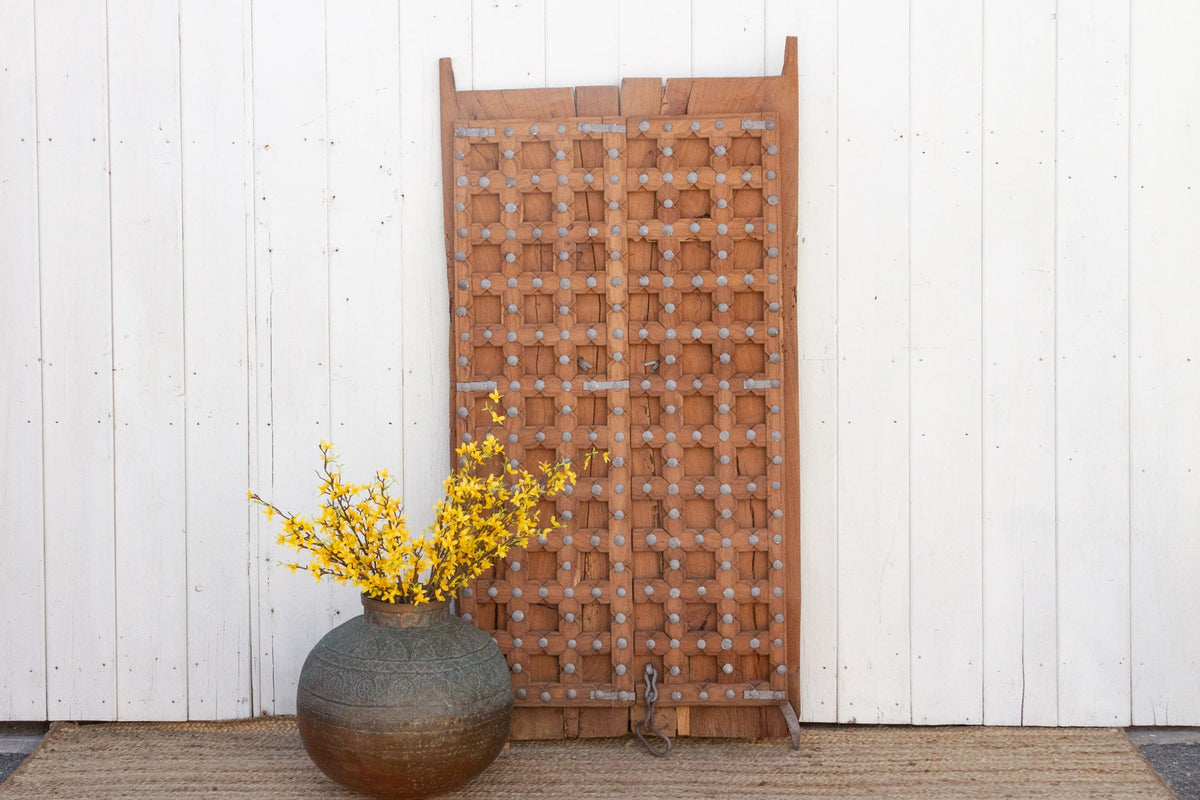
[361,596,451,628]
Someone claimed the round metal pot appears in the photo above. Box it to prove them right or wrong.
[296,596,512,799]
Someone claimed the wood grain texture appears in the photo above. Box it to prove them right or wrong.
[179,0,255,721]
[783,0,839,724]
[471,0,546,90]
[618,0,690,80]
[250,0,340,715]
[546,0,618,86]
[691,0,765,78]
[36,0,119,720]
[908,0,983,726]
[981,0,1058,727]
[1129,0,1200,727]
[108,0,189,721]
[1055,0,1131,727]
[835,0,912,725]
[404,0,471,536]
[0,0,46,721]
[8,0,1200,727]
[326,0,405,481]
[442,44,799,736]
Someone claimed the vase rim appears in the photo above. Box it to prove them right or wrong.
[360,594,452,627]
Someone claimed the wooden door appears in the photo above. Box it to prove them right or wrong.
[440,40,800,742]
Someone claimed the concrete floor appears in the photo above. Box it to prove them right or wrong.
[1129,728,1200,799]
[1,724,1197,797]
[0,723,44,786]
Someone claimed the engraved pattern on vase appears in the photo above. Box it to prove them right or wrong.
[296,597,513,800]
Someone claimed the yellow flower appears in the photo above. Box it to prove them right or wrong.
[251,427,577,603]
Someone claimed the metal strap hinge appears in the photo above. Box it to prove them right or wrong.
[581,379,630,392]
[741,119,777,130]
[455,380,498,392]
[743,689,788,701]
[589,690,636,701]
[578,122,627,134]
[743,378,781,390]
[454,126,495,137]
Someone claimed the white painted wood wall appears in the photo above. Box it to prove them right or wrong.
[1,0,1197,726]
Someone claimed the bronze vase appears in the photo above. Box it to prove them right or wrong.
[296,596,513,800]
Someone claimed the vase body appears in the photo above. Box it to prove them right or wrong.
[296,596,513,800]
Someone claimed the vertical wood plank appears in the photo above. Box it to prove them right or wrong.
[1129,0,1200,727]
[326,1,405,479]
[1055,0,1131,727]
[108,0,188,721]
[180,0,254,720]
[836,0,911,725]
[36,0,118,720]
[546,0,617,85]
[981,0,1058,726]
[618,0,690,79]
[251,0,333,715]
[908,0,983,725]
[777,0,838,724]
[399,0,472,535]
[471,0,546,89]
[0,0,47,721]
[691,0,766,77]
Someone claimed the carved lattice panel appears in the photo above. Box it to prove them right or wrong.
[450,115,787,712]
[623,117,788,706]
[440,42,800,740]
[450,119,637,709]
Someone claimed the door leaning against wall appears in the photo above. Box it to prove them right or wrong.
[439,37,800,745]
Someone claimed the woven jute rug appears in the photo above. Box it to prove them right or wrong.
[0,717,1174,799]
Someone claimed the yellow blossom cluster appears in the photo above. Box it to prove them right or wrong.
[250,394,599,604]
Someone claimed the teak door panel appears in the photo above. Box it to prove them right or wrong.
[440,40,799,741]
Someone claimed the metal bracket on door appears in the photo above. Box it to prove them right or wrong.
[778,701,801,750]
